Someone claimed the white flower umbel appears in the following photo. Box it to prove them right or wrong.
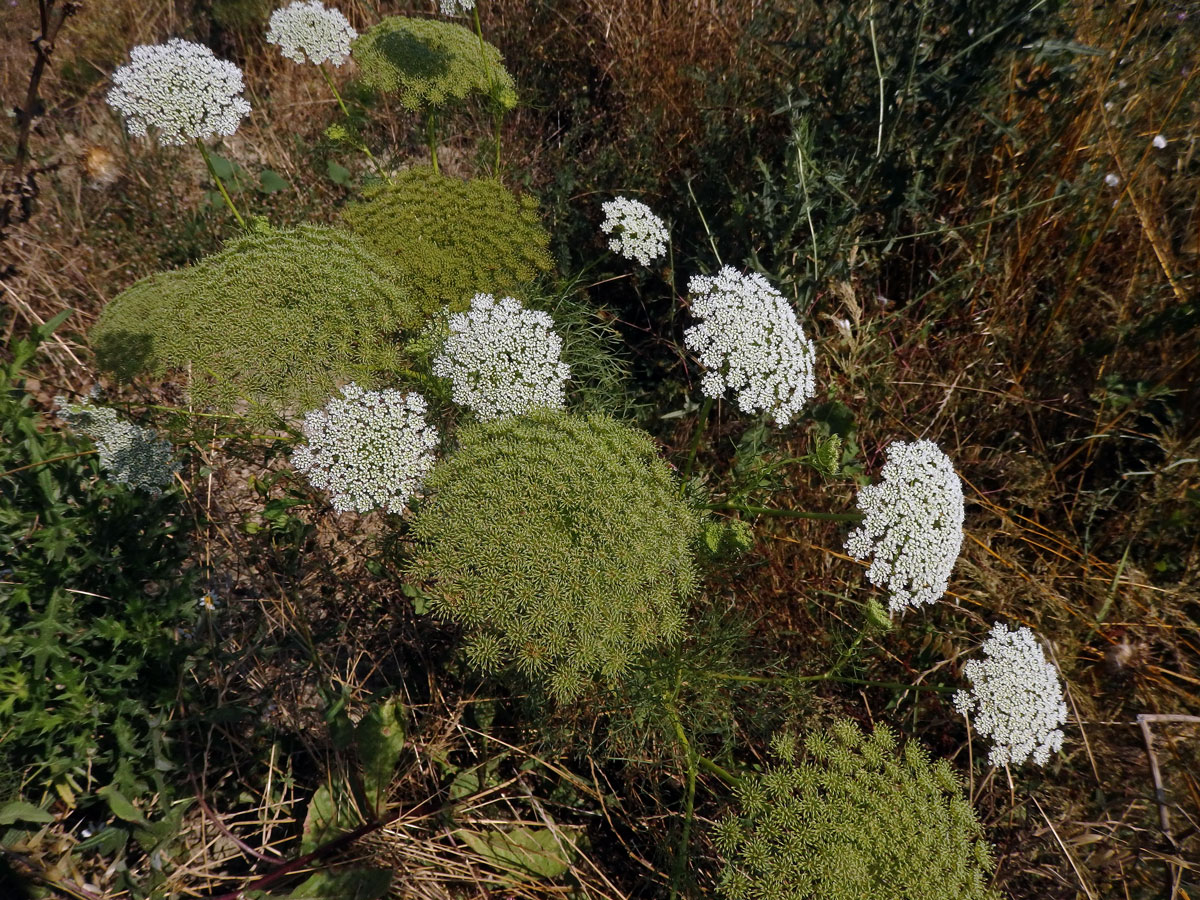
[433,294,570,421]
[954,623,1068,767]
[267,0,357,66]
[55,399,179,494]
[439,0,476,15]
[600,196,669,266]
[845,439,965,612]
[106,39,250,146]
[292,383,438,514]
[683,267,817,425]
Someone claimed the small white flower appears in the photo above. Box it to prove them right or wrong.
[439,0,476,14]
[292,383,439,514]
[954,623,1068,767]
[1152,134,1168,149]
[600,197,669,266]
[1104,172,1120,187]
[433,294,571,421]
[266,1,357,66]
[55,398,179,494]
[106,38,250,146]
[199,592,219,611]
[845,440,964,612]
[684,267,817,426]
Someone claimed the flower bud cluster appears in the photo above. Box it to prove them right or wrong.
[106,39,250,145]
[55,399,178,494]
[433,294,570,421]
[267,1,357,66]
[845,439,965,612]
[600,197,669,266]
[954,623,1068,767]
[292,383,438,514]
[684,267,817,425]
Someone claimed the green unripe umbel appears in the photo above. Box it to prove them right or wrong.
[350,16,517,112]
[716,720,1000,900]
[344,166,553,317]
[91,225,425,416]
[409,411,703,701]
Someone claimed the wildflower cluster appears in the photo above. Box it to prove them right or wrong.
[439,0,475,14]
[954,623,1068,767]
[433,294,570,421]
[351,16,517,111]
[715,721,999,900]
[684,267,817,425]
[600,197,668,266]
[410,411,702,701]
[106,38,250,145]
[292,383,438,515]
[55,399,178,494]
[844,439,965,613]
[266,0,357,66]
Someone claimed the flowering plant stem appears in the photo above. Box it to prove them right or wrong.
[680,394,714,495]
[665,659,698,900]
[196,138,246,229]
[426,109,439,174]
[707,501,864,522]
[0,448,96,480]
[319,62,383,175]
[471,4,503,177]
[705,669,957,693]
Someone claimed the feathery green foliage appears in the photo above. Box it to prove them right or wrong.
[344,166,553,317]
[0,315,196,803]
[716,720,1000,900]
[91,225,425,416]
[409,411,702,701]
[350,16,517,112]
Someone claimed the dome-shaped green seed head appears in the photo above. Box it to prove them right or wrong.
[409,410,703,701]
[717,720,1000,900]
[91,225,424,416]
[344,166,553,317]
[350,15,517,111]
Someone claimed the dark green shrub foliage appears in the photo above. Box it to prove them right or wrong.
[409,411,702,701]
[344,166,554,316]
[91,225,425,415]
[351,16,517,111]
[0,316,196,802]
[715,720,999,900]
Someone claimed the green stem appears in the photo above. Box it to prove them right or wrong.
[705,670,956,693]
[680,394,714,496]
[0,449,97,480]
[472,5,503,178]
[665,665,697,900]
[319,63,382,175]
[697,755,740,787]
[707,501,863,522]
[426,109,439,174]
[196,138,246,229]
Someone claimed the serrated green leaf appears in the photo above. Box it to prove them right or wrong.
[355,698,405,813]
[0,801,54,826]
[327,161,352,186]
[283,867,392,900]
[457,826,574,880]
[209,154,235,180]
[259,169,289,193]
[99,785,147,825]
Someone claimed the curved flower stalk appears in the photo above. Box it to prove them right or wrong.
[844,439,965,613]
[954,622,1068,767]
[432,293,570,421]
[601,197,669,267]
[684,267,817,426]
[292,383,439,515]
[106,38,250,226]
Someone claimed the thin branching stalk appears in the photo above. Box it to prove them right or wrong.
[705,669,957,693]
[666,660,698,900]
[196,138,246,229]
[707,501,863,522]
[319,62,382,175]
[426,109,440,174]
[0,449,96,479]
[471,4,503,177]
[681,394,714,494]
